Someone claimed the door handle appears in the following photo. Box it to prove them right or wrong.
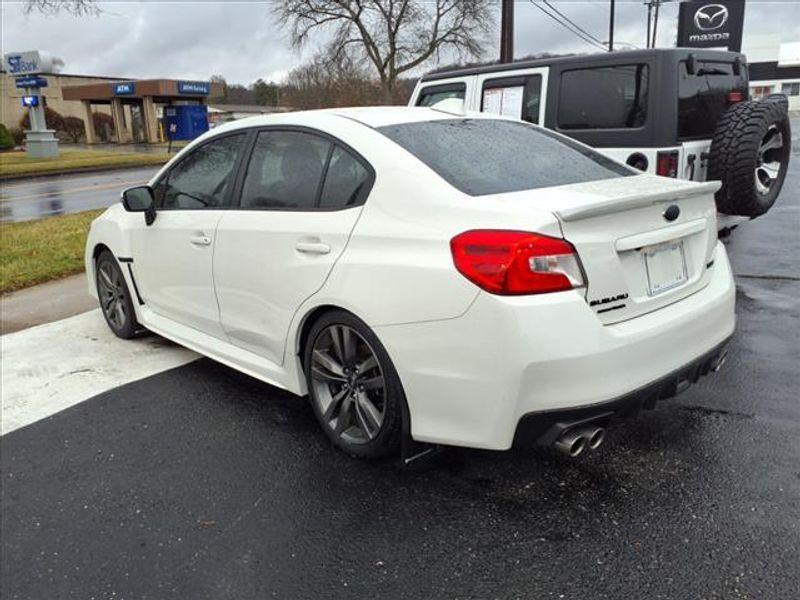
[189,234,212,246]
[295,241,331,255]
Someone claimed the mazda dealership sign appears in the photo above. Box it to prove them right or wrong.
[678,0,745,52]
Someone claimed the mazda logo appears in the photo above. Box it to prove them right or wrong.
[694,4,729,31]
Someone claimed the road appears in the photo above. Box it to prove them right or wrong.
[0,166,158,222]
[2,135,798,598]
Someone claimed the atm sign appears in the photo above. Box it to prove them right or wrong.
[114,82,135,95]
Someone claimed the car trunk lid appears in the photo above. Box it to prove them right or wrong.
[514,174,719,324]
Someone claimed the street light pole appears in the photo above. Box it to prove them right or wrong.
[608,0,616,51]
[500,0,514,63]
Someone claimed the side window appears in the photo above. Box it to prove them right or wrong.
[522,76,542,124]
[161,134,245,209]
[319,146,372,209]
[481,75,542,124]
[781,82,800,96]
[416,83,466,107]
[240,130,331,210]
[557,64,649,130]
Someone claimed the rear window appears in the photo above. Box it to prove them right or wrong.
[376,118,632,196]
[678,61,748,140]
[558,64,649,130]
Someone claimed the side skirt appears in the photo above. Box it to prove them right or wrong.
[138,306,305,396]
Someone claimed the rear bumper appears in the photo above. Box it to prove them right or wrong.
[375,242,735,450]
[512,337,730,448]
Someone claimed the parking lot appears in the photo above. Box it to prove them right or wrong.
[2,128,798,599]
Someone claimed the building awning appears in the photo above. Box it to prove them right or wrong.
[62,79,222,102]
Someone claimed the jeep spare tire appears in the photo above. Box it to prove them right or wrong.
[707,99,791,217]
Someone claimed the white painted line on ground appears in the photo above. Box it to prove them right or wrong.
[1,309,198,436]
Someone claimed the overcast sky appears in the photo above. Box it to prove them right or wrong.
[2,0,798,85]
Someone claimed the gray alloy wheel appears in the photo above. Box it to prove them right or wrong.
[310,324,386,445]
[95,250,141,339]
[754,125,784,196]
[97,260,128,331]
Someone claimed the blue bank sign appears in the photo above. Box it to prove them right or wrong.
[177,81,210,95]
[15,76,48,89]
[3,50,53,75]
[113,82,136,95]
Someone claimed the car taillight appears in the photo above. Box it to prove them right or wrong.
[656,151,679,178]
[450,230,585,295]
[727,90,744,103]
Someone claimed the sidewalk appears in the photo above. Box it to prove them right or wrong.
[1,273,97,335]
[1,274,198,435]
[1,309,197,435]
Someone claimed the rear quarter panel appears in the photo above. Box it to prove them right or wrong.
[300,125,564,329]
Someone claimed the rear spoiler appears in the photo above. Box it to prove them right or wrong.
[555,181,720,222]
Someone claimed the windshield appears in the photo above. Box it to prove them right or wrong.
[678,60,748,140]
[376,118,632,196]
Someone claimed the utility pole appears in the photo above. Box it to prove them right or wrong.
[645,1,652,48]
[652,0,661,48]
[500,0,514,63]
[608,0,616,51]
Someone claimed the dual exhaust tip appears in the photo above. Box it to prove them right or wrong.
[554,426,606,457]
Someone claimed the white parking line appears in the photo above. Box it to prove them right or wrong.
[1,309,198,436]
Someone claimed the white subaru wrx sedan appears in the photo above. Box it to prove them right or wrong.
[85,107,735,459]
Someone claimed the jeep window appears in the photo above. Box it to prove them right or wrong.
[678,60,748,140]
[558,64,649,130]
[377,118,632,196]
[481,75,543,124]
[416,83,466,107]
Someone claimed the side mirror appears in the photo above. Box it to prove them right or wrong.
[121,185,156,225]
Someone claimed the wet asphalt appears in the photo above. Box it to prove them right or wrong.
[2,136,799,599]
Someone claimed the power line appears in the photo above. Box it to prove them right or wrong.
[529,0,607,51]
[644,0,672,48]
[528,1,608,52]
[541,0,606,48]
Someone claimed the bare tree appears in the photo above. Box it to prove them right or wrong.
[24,0,99,15]
[275,0,493,101]
[282,54,408,110]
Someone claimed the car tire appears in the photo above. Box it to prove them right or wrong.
[304,310,404,459]
[707,99,791,217]
[95,250,142,339]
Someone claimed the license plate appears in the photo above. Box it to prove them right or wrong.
[644,240,688,296]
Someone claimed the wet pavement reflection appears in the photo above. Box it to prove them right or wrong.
[1,166,159,222]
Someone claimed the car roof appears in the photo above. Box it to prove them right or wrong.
[418,47,745,83]
[329,106,460,127]
[208,105,469,136]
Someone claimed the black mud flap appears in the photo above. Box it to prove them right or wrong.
[399,401,446,469]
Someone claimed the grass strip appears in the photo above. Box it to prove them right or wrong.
[1,149,170,178]
[0,209,104,294]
